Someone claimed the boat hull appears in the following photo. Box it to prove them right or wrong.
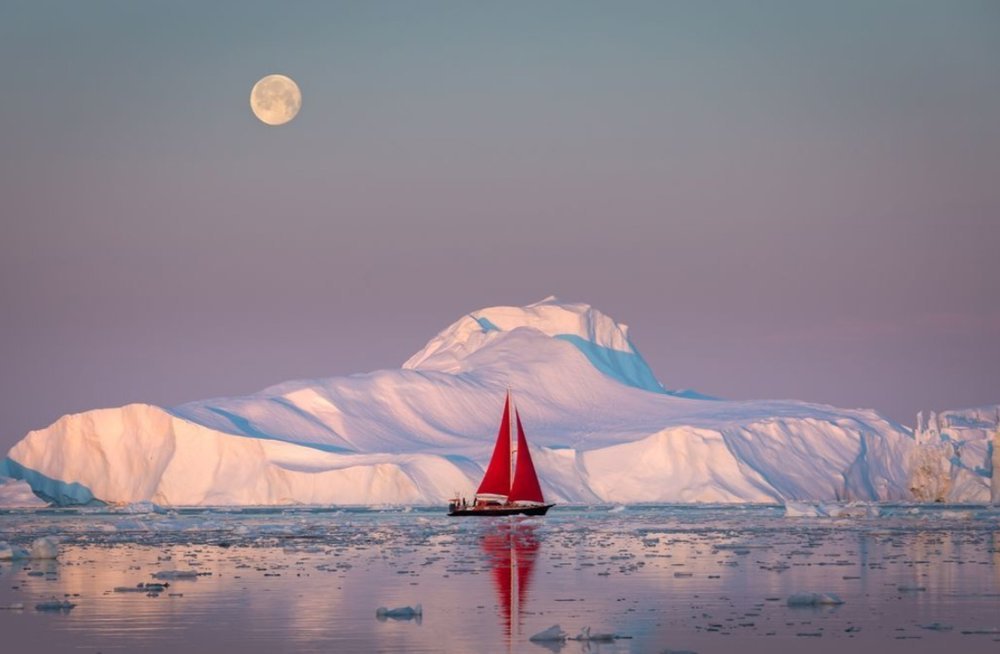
[448,504,554,517]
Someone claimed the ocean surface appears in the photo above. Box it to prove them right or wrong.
[1,504,998,653]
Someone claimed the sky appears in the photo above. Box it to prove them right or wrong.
[1,0,998,452]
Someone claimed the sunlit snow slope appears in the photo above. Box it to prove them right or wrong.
[1,297,993,505]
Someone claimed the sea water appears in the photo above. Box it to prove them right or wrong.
[0,504,998,653]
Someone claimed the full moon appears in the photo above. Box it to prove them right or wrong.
[250,74,301,126]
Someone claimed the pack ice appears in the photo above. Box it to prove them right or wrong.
[1,297,995,506]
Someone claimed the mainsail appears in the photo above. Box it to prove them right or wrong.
[476,394,512,501]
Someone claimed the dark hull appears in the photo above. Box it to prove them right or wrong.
[448,504,554,517]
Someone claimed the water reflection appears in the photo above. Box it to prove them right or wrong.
[1,506,998,653]
[480,521,540,643]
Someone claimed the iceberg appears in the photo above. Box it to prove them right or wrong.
[0,297,994,506]
[912,406,999,503]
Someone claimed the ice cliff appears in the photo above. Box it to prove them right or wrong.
[910,406,999,503]
[1,297,994,506]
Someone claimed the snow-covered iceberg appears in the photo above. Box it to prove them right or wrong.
[1,297,994,506]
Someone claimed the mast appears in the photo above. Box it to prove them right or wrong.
[508,387,516,498]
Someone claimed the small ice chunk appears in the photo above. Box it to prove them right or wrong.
[784,502,823,517]
[573,626,616,641]
[785,501,878,519]
[0,542,29,560]
[920,622,953,631]
[35,599,76,611]
[786,593,844,607]
[375,604,422,621]
[0,603,25,611]
[821,502,874,518]
[564,626,628,642]
[938,510,972,521]
[30,536,60,559]
[115,582,170,593]
[117,501,166,514]
[530,625,568,642]
[152,570,199,580]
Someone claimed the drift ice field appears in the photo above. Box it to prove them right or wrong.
[1,504,999,653]
[1,297,997,507]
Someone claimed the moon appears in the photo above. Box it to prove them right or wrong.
[250,74,301,126]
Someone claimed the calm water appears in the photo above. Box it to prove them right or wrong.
[1,504,998,653]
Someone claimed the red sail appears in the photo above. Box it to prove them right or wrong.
[476,394,511,498]
[508,410,545,504]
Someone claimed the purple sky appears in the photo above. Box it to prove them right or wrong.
[1,1,998,452]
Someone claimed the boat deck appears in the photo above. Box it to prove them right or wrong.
[448,503,554,517]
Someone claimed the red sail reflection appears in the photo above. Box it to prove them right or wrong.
[480,523,540,638]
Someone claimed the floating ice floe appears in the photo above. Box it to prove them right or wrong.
[29,536,59,559]
[784,502,879,519]
[569,626,620,642]
[115,501,168,514]
[784,502,825,517]
[375,604,422,621]
[0,603,25,611]
[786,592,845,607]
[35,599,75,612]
[529,624,628,644]
[0,542,28,560]
[530,625,568,642]
[937,510,973,521]
[0,537,58,560]
[114,582,170,593]
[152,570,199,580]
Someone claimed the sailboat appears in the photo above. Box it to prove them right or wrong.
[448,390,555,517]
